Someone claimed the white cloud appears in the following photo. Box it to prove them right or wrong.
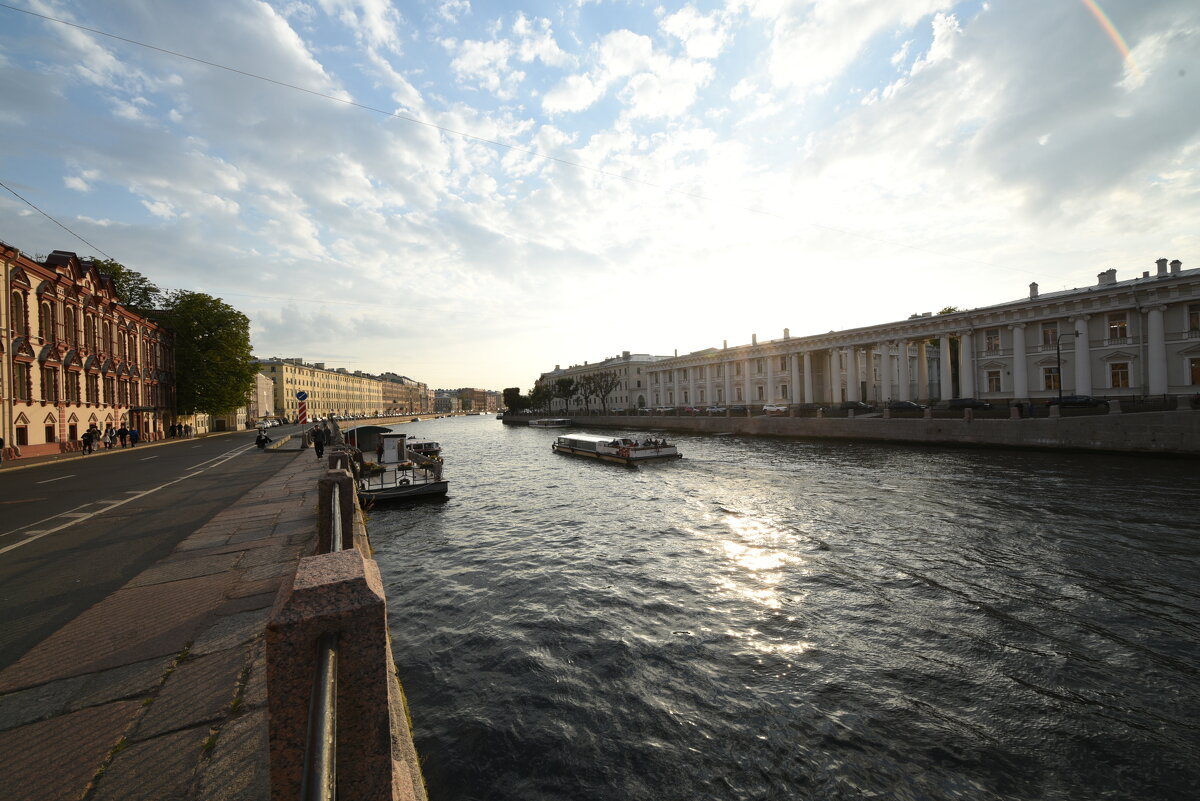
[438,0,471,24]
[660,6,728,60]
[443,37,525,98]
[141,199,176,218]
[513,14,573,68]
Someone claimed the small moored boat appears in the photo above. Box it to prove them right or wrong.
[552,433,682,465]
[358,432,448,501]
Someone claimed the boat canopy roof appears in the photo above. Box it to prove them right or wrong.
[558,433,639,445]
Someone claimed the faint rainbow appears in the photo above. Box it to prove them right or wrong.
[1080,0,1143,79]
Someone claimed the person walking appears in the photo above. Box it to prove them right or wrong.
[129,427,140,446]
[117,425,129,448]
[311,425,326,460]
[80,428,92,455]
[103,425,116,450]
[185,424,193,438]
[0,434,5,465]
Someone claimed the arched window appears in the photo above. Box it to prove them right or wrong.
[11,291,29,336]
[64,308,77,346]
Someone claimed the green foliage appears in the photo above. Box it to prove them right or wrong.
[553,377,577,407]
[936,306,960,315]
[502,387,529,411]
[159,291,258,415]
[528,383,551,412]
[93,258,162,313]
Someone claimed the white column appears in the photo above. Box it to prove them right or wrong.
[1147,306,1168,394]
[826,351,837,403]
[1073,317,1092,396]
[879,343,892,401]
[898,340,911,401]
[787,352,796,402]
[959,331,975,398]
[1011,324,1028,399]
[723,364,731,405]
[743,359,751,405]
[764,353,774,404]
[939,335,953,400]
[802,352,814,404]
[917,341,929,401]
[846,349,860,402]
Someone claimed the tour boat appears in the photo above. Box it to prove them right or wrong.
[358,432,447,501]
[529,418,573,428]
[552,433,682,465]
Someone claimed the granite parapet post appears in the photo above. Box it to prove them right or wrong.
[317,470,356,553]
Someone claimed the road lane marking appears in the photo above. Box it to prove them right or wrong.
[36,475,75,484]
[140,456,158,461]
[0,443,258,555]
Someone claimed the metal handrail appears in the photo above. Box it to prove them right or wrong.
[300,631,338,801]
[330,483,343,553]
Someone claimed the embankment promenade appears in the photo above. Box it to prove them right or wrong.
[505,409,1200,455]
[0,419,427,800]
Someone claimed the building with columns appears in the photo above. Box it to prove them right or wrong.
[3,243,175,459]
[620,258,1197,410]
[254,358,386,420]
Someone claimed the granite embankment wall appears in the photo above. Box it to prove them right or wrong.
[507,410,1200,455]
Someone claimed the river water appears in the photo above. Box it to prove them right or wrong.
[370,416,1199,801]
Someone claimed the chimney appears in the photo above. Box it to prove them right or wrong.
[1029,282,1039,299]
[1170,259,1182,274]
[751,333,757,345]
[1156,258,1168,276]
[1097,268,1117,286]
[784,328,790,338]
[1143,271,1150,278]
[723,339,727,349]
[622,350,630,358]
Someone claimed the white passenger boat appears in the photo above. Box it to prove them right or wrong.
[552,433,682,465]
[529,418,572,428]
[358,432,447,501]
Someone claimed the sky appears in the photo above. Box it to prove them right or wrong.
[1,0,1197,390]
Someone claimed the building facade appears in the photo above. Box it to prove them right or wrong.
[536,351,671,413]
[254,358,385,420]
[639,259,1198,409]
[2,244,174,459]
[377,372,430,414]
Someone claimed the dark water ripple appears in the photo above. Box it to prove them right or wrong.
[371,417,1200,801]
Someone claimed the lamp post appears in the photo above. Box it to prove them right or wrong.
[1054,329,1082,402]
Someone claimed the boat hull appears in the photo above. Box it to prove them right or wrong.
[552,443,682,465]
[358,480,449,501]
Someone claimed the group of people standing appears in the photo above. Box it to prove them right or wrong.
[80,423,140,454]
[167,423,194,438]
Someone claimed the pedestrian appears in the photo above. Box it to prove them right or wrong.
[117,425,129,448]
[0,433,5,465]
[311,425,326,460]
[129,428,140,446]
[375,439,384,462]
[185,424,193,438]
[80,429,92,455]
[103,425,116,450]
[255,429,272,450]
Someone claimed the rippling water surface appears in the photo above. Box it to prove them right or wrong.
[370,416,1200,801]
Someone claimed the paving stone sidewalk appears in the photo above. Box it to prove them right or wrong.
[0,451,325,801]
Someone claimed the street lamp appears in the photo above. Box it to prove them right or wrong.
[1054,329,1082,402]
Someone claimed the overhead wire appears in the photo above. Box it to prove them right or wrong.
[0,1,1011,274]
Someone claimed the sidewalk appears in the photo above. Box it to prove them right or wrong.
[0,450,325,800]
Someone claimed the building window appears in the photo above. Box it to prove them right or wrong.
[13,363,31,400]
[41,366,59,402]
[698,366,706,379]
[735,362,742,377]
[45,425,56,443]
[15,427,28,446]
[1043,366,1060,390]
[87,375,100,403]
[683,391,689,404]
[1107,312,1128,342]
[780,384,789,399]
[69,423,78,441]
[1188,303,1199,332]
[699,389,706,403]
[987,370,1002,393]
[1191,358,1200,385]
[1042,323,1058,347]
[1110,362,1130,388]
[779,356,787,372]
[755,358,764,375]
[984,328,1001,353]
[716,365,724,378]
[756,385,764,401]
[735,387,743,401]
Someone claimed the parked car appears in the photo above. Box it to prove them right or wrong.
[887,400,926,411]
[1046,395,1110,408]
[610,408,625,415]
[705,406,727,415]
[654,406,675,414]
[681,406,703,415]
[839,401,875,412]
[762,404,789,414]
[947,398,993,409]
[730,405,748,414]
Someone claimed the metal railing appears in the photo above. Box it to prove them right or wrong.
[302,482,345,800]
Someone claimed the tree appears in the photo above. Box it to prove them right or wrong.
[591,370,622,413]
[158,291,258,415]
[576,374,597,413]
[553,377,577,412]
[502,387,528,412]
[528,383,551,413]
[94,258,162,314]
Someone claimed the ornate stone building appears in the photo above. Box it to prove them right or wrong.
[254,358,385,420]
[536,351,671,412]
[2,243,174,459]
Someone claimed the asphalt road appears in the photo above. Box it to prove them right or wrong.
[0,425,309,674]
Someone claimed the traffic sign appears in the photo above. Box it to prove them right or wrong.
[295,390,308,401]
